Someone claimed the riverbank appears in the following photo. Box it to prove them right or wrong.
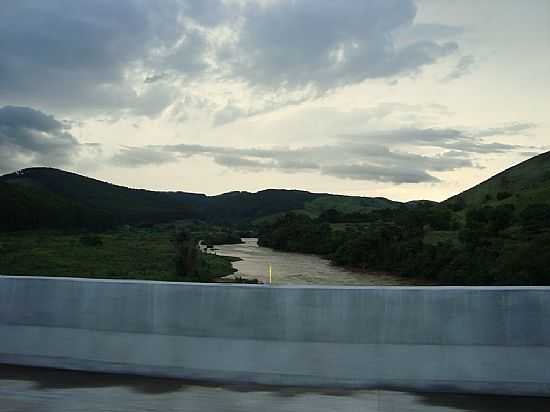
[0,229,235,282]
[340,265,435,286]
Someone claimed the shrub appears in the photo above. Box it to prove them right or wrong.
[174,229,200,277]
[520,204,550,233]
[497,191,512,201]
[448,198,466,212]
[79,234,103,247]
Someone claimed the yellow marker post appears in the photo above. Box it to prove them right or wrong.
[268,264,272,285]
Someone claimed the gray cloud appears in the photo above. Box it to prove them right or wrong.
[109,139,477,184]
[472,123,536,137]
[214,155,273,170]
[4,105,528,184]
[110,146,179,167]
[399,23,464,42]
[107,120,541,183]
[323,164,439,184]
[0,1,206,115]
[442,141,518,153]
[277,159,321,171]
[344,144,473,172]
[342,123,537,154]
[212,105,247,127]
[212,92,319,126]
[223,0,458,92]
[0,106,81,172]
[144,73,170,84]
[443,55,475,81]
[156,29,210,75]
[1,0,462,117]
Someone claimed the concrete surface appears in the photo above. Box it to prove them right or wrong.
[1,276,549,396]
[2,365,549,412]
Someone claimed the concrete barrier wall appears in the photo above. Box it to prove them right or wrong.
[1,276,549,396]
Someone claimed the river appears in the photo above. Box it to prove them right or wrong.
[214,238,415,285]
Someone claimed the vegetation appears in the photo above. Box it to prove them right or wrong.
[0,181,116,231]
[0,228,235,282]
[0,169,201,230]
[0,168,403,230]
[304,194,399,215]
[1,151,549,285]
[258,152,550,285]
[199,230,243,247]
[79,234,103,247]
[258,201,549,285]
[445,151,550,211]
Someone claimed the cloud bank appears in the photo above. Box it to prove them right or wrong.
[0,0,460,118]
[0,106,82,172]
[1,102,539,186]
[107,122,541,184]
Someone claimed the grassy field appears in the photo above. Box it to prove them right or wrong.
[0,228,235,281]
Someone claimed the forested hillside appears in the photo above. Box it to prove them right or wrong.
[2,151,550,284]
[445,151,550,210]
[0,181,116,230]
[1,168,202,229]
[259,151,550,285]
[0,167,398,230]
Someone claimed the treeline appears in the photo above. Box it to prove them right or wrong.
[0,169,323,231]
[174,229,226,282]
[200,231,243,247]
[173,229,256,283]
[258,203,550,285]
[1,168,402,232]
[0,182,117,231]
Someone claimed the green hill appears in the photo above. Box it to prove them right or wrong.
[4,151,547,233]
[304,194,398,215]
[1,168,202,229]
[257,151,550,285]
[0,180,116,231]
[3,152,550,284]
[445,151,550,211]
[0,167,399,230]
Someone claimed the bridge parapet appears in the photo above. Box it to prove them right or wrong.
[1,276,549,396]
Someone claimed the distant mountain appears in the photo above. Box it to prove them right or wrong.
[6,151,546,232]
[0,167,400,230]
[1,168,202,229]
[0,180,115,230]
[444,151,550,210]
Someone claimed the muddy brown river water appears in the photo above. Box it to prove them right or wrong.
[215,238,413,285]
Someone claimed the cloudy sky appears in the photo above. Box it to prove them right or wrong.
[1,0,548,201]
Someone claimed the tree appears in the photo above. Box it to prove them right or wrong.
[174,229,200,277]
[520,204,550,233]
[497,192,512,201]
[489,204,515,233]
